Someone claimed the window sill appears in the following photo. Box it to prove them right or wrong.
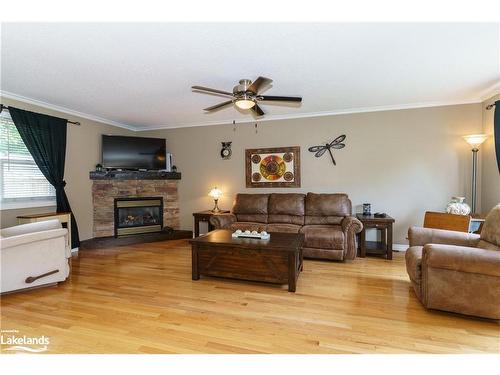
[0,200,57,210]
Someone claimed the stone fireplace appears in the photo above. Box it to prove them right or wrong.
[90,171,180,238]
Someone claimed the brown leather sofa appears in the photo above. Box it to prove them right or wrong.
[405,204,500,319]
[209,193,363,261]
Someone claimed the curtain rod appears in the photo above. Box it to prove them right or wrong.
[486,103,496,110]
[0,104,81,125]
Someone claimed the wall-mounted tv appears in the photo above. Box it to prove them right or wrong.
[102,135,166,170]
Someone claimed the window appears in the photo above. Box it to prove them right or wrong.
[0,110,56,209]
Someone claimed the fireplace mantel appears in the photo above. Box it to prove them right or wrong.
[89,170,181,180]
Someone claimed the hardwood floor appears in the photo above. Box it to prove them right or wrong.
[1,239,499,354]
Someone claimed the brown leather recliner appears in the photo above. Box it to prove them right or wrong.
[405,204,500,319]
[209,193,363,261]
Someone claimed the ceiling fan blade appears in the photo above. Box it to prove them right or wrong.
[192,86,233,97]
[203,100,233,111]
[251,103,265,116]
[247,76,273,94]
[259,95,302,102]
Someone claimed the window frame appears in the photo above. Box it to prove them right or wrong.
[0,111,57,210]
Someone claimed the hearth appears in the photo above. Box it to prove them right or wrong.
[114,197,163,237]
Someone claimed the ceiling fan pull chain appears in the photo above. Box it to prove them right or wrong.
[255,123,258,134]
[233,120,236,132]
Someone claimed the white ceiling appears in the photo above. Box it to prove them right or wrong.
[1,23,499,131]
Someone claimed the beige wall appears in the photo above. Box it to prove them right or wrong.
[0,97,134,240]
[142,104,483,244]
[481,93,500,212]
[0,98,488,245]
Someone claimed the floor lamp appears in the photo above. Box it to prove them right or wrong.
[462,134,488,213]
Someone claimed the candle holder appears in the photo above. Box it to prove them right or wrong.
[362,203,371,216]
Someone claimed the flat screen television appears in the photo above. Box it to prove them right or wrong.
[102,135,166,170]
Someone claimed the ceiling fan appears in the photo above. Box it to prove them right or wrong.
[192,76,302,116]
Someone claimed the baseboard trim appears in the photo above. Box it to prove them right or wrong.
[392,244,408,252]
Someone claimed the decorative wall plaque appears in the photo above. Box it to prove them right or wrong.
[245,146,300,188]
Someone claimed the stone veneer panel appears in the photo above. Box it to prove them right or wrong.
[92,179,180,238]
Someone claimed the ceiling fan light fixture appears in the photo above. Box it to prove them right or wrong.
[235,98,256,110]
[193,76,302,116]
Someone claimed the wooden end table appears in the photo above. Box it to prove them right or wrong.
[192,210,230,237]
[356,213,395,260]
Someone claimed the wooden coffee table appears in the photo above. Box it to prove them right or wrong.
[189,229,304,292]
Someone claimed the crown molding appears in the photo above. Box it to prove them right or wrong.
[478,81,500,102]
[0,91,137,131]
[0,90,485,132]
[135,98,483,131]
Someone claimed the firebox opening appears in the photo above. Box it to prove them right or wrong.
[114,197,163,237]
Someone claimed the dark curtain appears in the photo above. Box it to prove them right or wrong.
[495,100,500,173]
[9,107,80,248]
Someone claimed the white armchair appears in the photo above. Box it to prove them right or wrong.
[0,219,71,294]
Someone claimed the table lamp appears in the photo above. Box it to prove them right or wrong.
[208,187,222,213]
[462,134,488,213]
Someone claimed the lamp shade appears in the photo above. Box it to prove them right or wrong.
[462,134,488,148]
[208,187,222,200]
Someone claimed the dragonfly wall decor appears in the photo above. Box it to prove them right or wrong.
[308,135,346,165]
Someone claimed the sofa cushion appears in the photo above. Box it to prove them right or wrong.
[299,225,344,250]
[233,194,269,223]
[304,193,351,225]
[266,223,302,233]
[405,246,423,284]
[230,222,267,232]
[268,193,305,225]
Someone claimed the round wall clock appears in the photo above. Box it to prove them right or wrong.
[221,141,232,160]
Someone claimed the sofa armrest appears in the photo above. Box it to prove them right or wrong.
[0,228,68,250]
[341,216,363,260]
[209,214,237,229]
[341,216,363,234]
[423,244,500,277]
[408,226,480,247]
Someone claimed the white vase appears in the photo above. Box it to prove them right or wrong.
[446,197,471,215]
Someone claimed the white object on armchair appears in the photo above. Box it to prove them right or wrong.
[0,219,70,294]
